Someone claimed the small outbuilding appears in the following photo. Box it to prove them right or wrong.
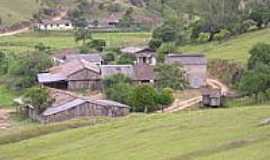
[21,89,130,123]
[165,54,207,89]
[35,19,73,31]
[201,88,224,107]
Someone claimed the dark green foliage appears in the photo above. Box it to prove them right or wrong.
[131,84,159,113]
[74,28,92,45]
[157,43,176,62]
[117,54,135,65]
[23,87,53,113]
[155,88,175,111]
[103,74,132,89]
[149,38,162,50]
[0,51,8,75]
[87,39,106,52]
[7,51,52,90]
[103,52,115,64]
[155,64,187,90]
[105,83,134,105]
[249,2,270,28]
[239,43,270,100]
[248,43,270,70]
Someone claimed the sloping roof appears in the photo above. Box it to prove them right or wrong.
[50,59,101,76]
[65,54,103,64]
[37,73,66,83]
[93,100,129,108]
[202,88,222,98]
[101,65,135,79]
[120,46,154,54]
[165,54,207,65]
[134,63,155,81]
[42,99,86,116]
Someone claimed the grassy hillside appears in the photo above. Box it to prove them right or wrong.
[178,28,270,63]
[0,0,41,25]
[0,106,270,160]
[0,32,151,53]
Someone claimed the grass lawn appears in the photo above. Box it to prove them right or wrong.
[0,32,151,53]
[0,105,270,160]
[0,85,15,108]
[178,28,270,63]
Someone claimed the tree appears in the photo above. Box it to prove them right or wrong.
[156,88,175,112]
[74,28,92,45]
[155,64,187,90]
[105,83,134,105]
[87,39,106,52]
[7,51,52,90]
[23,87,53,113]
[248,43,270,70]
[249,1,270,28]
[157,42,176,62]
[103,52,115,64]
[149,38,162,50]
[0,51,8,75]
[103,74,132,89]
[117,54,135,65]
[131,84,159,113]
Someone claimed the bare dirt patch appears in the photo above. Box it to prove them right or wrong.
[0,109,11,129]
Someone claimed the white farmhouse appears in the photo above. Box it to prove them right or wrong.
[35,20,74,31]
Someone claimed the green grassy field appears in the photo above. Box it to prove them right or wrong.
[178,28,270,63]
[0,0,40,25]
[0,106,270,160]
[0,32,151,53]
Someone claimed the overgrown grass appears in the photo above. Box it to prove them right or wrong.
[0,32,151,53]
[178,28,270,63]
[0,106,270,160]
[0,85,15,108]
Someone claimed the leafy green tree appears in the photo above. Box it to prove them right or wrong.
[7,51,52,90]
[117,54,135,65]
[131,84,159,113]
[157,42,176,62]
[105,83,134,105]
[155,64,187,90]
[74,28,92,45]
[156,88,175,112]
[149,38,162,50]
[249,2,270,28]
[87,39,106,52]
[248,43,270,70]
[103,52,115,64]
[103,74,132,89]
[23,87,53,113]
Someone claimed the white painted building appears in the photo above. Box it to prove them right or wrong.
[36,20,74,31]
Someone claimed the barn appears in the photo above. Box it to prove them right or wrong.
[165,54,207,89]
[38,59,102,90]
[22,89,130,123]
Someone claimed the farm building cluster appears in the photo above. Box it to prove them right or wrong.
[20,46,215,123]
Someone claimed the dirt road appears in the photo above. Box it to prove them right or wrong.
[161,78,230,113]
[0,109,10,129]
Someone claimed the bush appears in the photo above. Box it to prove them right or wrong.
[149,38,162,50]
[103,74,132,89]
[105,83,134,105]
[196,32,210,43]
[157,43,176,62]
[117,54,135,65]
[87,39,106,52]
[103,52,115,64]
[213,29,231,42]
[156,88,175,111]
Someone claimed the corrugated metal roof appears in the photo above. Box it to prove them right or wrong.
[93,100,130,108]
[101,65,135,79]
[37,73,66,83]
[42,99,86,116]
[165,54,207,65]
[65,54,103,64]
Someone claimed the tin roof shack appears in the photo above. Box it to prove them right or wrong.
[165,54,207,89]
[202,88,224,107]
[35,19,73,31]
[38,59,102,90]
[52,49,104,65]
[121,47,157,66]
[21,89,129,123]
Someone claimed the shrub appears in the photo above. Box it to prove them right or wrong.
[213,29,231,42]
[149,38,162,50]
[196,32,210,43]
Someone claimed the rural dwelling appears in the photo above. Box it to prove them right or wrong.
[165,54,207,89]
[101,65,135,79]
[121,47,157,66]
[21,89,129,123]
[201,88,224,107]
[101,13,122,28]
[38,59,102,90]
[35,19,73,31]
[133,63,155,84]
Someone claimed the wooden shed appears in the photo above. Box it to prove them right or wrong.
[201,88,224,107]
[23,89,130,123]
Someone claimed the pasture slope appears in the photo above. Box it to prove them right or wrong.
[178,28,270,63]
[0,105,270,160]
